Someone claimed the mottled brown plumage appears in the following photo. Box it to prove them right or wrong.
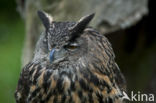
[15,11,127,103]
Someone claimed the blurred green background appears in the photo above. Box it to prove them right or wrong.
[0,0,24,102]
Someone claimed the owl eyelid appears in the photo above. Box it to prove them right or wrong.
[69,43,78,46]
[64,42,79,50]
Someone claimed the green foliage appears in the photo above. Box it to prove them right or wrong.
[0,13,24,103]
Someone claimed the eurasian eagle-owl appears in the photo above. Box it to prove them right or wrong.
[15,11,127,103]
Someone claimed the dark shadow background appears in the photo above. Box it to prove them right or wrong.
[106,0,156,102]
[0,0,155,103]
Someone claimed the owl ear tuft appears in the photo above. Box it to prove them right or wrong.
[37,10,53,30]
[69,13,95,37]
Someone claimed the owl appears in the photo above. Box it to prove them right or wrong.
[15,11,127,103]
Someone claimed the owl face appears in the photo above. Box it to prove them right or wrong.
[47,22,89,63]
[35,11,94,65]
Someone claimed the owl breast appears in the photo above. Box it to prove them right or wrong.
[18,57,122,103]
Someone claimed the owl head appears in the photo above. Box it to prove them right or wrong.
[15,11,127,103]
[33,11,96,67]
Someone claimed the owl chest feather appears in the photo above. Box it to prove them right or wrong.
[15,61,123,103]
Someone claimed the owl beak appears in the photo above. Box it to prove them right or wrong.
[49,49,55,63]
[49,48,66,63]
